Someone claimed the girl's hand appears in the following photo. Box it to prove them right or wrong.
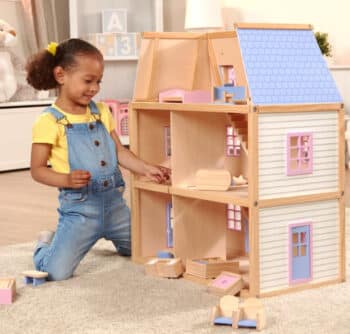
[67,170,91,188]
[144,164,171,184]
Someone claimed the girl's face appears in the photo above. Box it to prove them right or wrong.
[57,54,104,106]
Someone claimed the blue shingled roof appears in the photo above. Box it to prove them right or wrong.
[236,28,342,105]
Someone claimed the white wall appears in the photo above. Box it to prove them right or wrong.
[221,0,350,66]
[164,0,350,66]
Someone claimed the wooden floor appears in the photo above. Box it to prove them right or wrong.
[0,169,130,246]
[0,169,349,246]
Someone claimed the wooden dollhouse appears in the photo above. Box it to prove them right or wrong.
[129,23,345,297]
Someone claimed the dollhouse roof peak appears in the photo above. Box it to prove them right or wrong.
[236,26,342,105]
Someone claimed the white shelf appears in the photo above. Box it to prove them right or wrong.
[104,56,138,61]
[0,99,55,108]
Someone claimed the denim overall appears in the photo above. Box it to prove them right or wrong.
[33,101,131,281]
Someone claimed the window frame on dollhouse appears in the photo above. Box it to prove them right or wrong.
[227,204,241,231]
[226,126,241,157]
[286,132,313,176]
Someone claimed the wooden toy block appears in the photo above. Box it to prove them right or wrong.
[22,270,48,286]
[186,258,239,279]
[0,278,16,304]
[211,295,240,326]
[159,89,211,104]
[208,271,243,296]
[195,169,231,191]
[183,273,213,286]
[145,258,184,278]
[232,298,266,331]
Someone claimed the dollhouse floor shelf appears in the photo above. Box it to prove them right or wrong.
[133,180,169,194]
[132,181,249,205]
[131,102,249,114]
[171,186,248,206]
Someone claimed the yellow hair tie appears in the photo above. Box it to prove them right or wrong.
[46,42,58,56]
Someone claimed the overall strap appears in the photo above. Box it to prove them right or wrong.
[43,106,65,121]
[89,101,100,115]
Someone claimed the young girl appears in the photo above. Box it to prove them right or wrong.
[26,38,170,281]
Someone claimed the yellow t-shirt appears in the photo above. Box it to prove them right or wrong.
[32,102,115,174]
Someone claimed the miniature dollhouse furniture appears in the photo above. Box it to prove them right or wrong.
[211,295,239,326]
[22,270,48,286]
[232,298,266,331]
[102,99,129,135]
[130,23,344,297]
[0,278,16,304]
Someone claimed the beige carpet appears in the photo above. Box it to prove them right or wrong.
[0,222,349,333]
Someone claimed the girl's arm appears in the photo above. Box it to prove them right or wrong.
[31,143,91,188]
[110,131,170,183]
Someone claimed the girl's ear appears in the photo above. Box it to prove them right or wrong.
[53,66,65,85]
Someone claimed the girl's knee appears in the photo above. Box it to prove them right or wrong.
[47,267,74,281]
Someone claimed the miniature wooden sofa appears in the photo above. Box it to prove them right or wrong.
[211,295,239,326]
[232,298,266,331]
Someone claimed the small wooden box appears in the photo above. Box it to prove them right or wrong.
[186,258,239,279]
[145,258,184,278]
[0,278,16,304]
[207,271,243,296]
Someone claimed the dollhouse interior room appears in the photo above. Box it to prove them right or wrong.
[0,0,350,333]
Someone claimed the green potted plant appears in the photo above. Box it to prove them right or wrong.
[315,31,332,57]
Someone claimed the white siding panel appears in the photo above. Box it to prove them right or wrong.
[258,112,339,199]
[259,200,340,293]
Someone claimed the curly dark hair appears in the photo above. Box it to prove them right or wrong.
[26,38,103,90]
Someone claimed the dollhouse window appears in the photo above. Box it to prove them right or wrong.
[227,204,241,231]
[219,65,236,86]
[226,126,241,156]
[164,126,171,157]
[286,132,313,176]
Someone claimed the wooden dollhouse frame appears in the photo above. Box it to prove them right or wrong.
[129,23,345,297]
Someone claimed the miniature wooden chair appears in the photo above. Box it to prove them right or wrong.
[232,298,266,331]
[211,295,240,326]
[22,270,48,286]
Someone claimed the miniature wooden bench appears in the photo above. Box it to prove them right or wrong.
[22,270,48,286]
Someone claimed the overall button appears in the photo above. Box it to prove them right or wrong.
[103,180,109,187]
[100,160,106,166]
[94,140,100,146]
[89,124,95,130]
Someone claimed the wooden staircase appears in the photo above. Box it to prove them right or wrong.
[230,114,248,155]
